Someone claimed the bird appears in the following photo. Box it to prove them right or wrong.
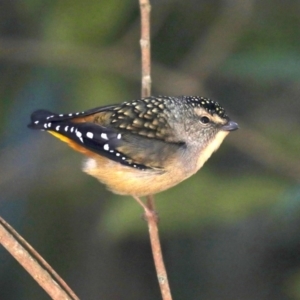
[28,95,238,197]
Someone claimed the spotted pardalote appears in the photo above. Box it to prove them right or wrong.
[28,95,238,196]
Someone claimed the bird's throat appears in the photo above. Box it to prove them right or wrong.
[196,130,229,171]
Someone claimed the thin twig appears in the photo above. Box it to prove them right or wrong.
[139,0,152,98]
[0,217,79,300]
[146,211,172,300]
[138,1,173,299]
[133,197,172,300]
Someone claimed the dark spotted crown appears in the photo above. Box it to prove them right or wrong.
[183,96,227,118]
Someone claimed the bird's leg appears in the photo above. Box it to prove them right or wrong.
[133,195,159,223]
[146,194,155,211]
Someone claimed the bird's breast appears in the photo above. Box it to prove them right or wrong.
[82,155,189,196]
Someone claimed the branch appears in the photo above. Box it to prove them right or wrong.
[139,0,152,98]
[0,217,79,300]
[133,196,172,300]
[138,1,173,299]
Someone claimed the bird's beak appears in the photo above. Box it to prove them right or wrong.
[222,120,239,131]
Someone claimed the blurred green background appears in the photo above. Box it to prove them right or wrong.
[0,0,300,299]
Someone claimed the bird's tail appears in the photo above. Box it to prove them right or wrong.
[28,109,56,130]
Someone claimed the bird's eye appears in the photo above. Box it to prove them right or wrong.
[200,116,210,124]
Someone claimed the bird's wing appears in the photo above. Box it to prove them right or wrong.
[28,98,185,170]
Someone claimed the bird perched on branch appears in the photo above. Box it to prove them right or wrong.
[28,95,238,196]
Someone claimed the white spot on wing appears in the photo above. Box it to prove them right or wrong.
[76,131,83,142]
[101,133,108,140]
[117,133,121,139]
[34,120,39,124]
[65,126,69,131]
[56,126,60,131]
[103,144,109,151]
[86,132,93,139]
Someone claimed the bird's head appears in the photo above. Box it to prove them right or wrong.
[168,96,238,148]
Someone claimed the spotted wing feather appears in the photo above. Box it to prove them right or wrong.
[28,104,117,125]
[28,109,149,170]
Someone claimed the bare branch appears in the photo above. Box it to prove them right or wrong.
[0,217,79,300]
[138,1,173,299]
[133,196,172,300]
[139,0,152,97]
